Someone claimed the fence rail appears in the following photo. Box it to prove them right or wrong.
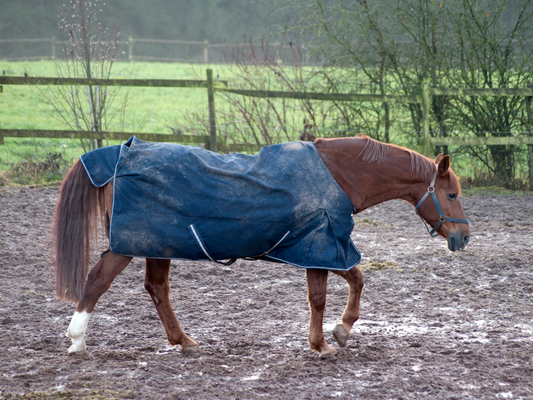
[0,76,228,88]
[219,88,419,103]
[0,129,206,144]
[0,38,53,43]
[431,87,533,97]
[429,136,533,146]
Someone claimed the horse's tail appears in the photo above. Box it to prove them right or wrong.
[52,159,106,302]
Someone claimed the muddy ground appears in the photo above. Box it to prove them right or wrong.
[0,185,532,399]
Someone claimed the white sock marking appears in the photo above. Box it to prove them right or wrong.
[66,311,91,353]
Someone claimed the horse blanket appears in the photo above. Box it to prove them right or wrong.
[80,136,361,271]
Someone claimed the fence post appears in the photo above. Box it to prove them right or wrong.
[0,82,3,144]
[528,144,533,191]
[0,83,3,144]
[128,36,133,61]
[525,94,533,191]
[206,69,217,152]
[51,36,56,58]
[204,40,209,64]
[421,83,431,156]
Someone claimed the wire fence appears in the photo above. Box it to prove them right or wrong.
[0,37,286,64]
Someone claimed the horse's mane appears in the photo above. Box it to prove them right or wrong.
[357,135,435,183]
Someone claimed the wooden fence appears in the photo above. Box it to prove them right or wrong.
[217,85,533,189]
[0,37,226,63]
[1,71,533,188]
[126,37,229,63]
[0,70,226,151]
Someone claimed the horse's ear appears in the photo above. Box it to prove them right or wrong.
[437,155,450,176]
[435,153,444,164]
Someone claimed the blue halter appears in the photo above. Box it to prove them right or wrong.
[415,165,470,237]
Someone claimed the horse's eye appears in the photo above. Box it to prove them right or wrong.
[448,193,457,200]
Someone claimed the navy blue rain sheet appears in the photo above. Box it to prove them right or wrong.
[80,137,361,271]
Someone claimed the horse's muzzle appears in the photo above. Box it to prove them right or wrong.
[447,232,470,252]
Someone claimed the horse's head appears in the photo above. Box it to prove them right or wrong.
[415,154,470,251]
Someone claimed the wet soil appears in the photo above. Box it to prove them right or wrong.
[0,185,532,399]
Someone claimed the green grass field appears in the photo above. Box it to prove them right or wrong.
[1,60,220,131]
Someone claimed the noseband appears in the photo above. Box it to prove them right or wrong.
[415,165,469,237]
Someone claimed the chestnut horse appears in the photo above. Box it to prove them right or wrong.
[51,136,470,357]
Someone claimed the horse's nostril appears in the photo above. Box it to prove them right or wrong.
[464,235,470,246]
[449,237,456,252]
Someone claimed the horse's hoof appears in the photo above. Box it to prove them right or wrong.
[68,337,87,354]
[181,345,200,356]
[319,344,337,358]
[332,324,349,347]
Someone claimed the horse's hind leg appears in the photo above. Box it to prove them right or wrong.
[331,267,364,347]
[144,258,199,355]
[306,268,336,357]
[67,252,132,353]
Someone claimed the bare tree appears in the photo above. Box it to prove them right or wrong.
[444,0,533,185]
[305,0,457,145]
[38,0,126,151]
[177,37,376,147]
[279,0,533,185]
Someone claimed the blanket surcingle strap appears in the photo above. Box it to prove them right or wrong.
[80,136,361,271]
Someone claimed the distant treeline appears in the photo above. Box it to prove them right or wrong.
[0,0,284,59]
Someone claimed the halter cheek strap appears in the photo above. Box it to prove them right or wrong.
[415,165,469,237]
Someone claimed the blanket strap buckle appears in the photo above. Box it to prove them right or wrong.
[245,230,291,261]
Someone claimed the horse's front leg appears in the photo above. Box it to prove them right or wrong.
[331,267,364,347]
[144,258,199,355]
[67,252,132,353]
[306,268,336,357]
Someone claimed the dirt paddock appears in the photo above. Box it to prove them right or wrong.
[0,185,532,399]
